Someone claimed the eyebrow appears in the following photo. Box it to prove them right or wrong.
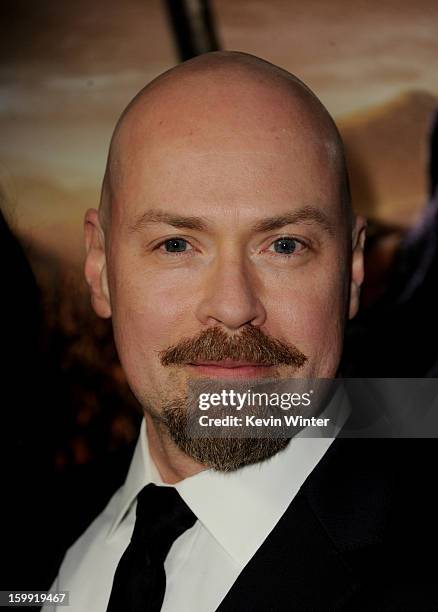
[250,207,335,235]
[129,209,209,233]
[128,205,335,236]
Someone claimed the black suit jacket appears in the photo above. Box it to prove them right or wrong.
[216,439,438,611]
[43,438,438,611]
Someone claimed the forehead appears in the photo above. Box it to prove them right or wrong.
[110,77,343,228]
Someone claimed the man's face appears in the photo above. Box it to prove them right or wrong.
[103,86,353,421]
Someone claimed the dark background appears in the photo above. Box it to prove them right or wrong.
[1,0,438,594]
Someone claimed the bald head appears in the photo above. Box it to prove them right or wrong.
[99,51,351,233]
[85,51,366,450]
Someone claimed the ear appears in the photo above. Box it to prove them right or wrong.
[84,208,112,318]
[348,215,367,320]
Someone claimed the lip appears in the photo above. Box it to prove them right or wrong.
[187,360,275,379]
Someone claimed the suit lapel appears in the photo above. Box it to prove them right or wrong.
[216,439,394,611]
[216,489,359,611]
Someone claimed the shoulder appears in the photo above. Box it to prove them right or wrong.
[306,438,438,606]
[48,442,136,586]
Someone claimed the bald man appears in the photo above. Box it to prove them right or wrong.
[44,52,437,611]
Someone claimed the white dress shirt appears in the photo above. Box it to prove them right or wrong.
[44,390,349,612]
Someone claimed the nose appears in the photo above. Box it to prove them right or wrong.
[194,250,267,331]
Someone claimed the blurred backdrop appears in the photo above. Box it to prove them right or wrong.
[1,0,438,470]
[2,1,438,592]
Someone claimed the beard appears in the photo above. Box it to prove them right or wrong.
[160,396,290,472]
[141,325,308,472]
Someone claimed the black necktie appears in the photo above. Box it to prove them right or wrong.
[106,483,197,612]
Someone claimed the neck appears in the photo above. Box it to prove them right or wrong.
[144,412,208,484]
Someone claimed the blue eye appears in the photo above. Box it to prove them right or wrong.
[272,237,297,255]
[163,238,189,252]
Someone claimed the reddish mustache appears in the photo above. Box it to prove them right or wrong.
[159,326,307,368]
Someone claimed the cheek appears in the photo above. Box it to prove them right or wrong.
[267,267,347,375]
[109,259,197,384]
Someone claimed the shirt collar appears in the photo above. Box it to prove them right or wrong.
[108,419,164,536]
[109,386,349,567]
